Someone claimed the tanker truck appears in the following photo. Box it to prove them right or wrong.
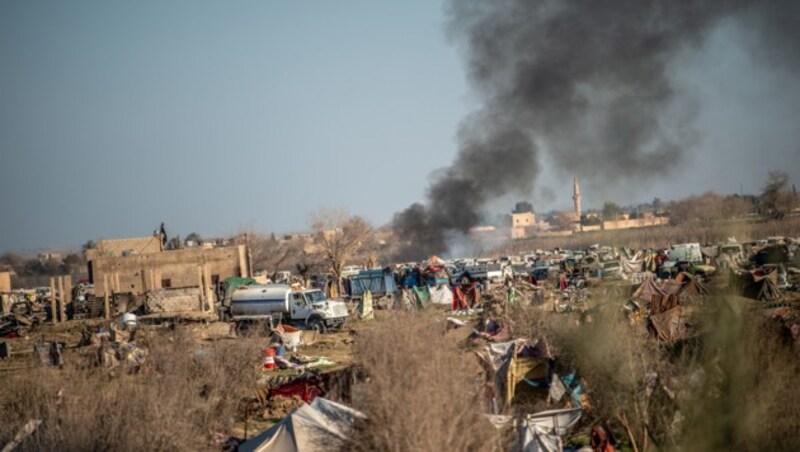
[226,284,348,333]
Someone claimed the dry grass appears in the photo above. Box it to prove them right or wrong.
[507,290,800,451]
[0,326,265,451]
[681,299,800,451]
[343,311,499,452]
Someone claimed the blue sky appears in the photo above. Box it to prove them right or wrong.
[1,1,798,252]
[1,1,471,251]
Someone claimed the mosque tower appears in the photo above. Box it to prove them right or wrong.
[573,176,582,231]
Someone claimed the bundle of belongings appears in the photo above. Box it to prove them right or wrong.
[94,314,147,370]
[475,316,511,342]
[421,255,451,286]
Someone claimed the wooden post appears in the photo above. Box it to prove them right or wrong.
[57,276,66,323]
[114,272,121,294]
[203,263,213,313]
[197,266,205,311]
[64,275,72,322]
[49,277,57,324]
[149,269,156,290]
[103,274,110,320]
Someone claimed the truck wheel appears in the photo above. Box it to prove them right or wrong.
[308,316,327,334]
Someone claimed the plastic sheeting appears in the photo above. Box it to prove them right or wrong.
[520,408,583,452]
[239,398,365,452]
[429,284,453,305]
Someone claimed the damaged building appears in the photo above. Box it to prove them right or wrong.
[87,236,250,296]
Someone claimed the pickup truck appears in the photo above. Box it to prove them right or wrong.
[226,284,348,333]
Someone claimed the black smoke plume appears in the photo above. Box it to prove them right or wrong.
[392,0,800,261]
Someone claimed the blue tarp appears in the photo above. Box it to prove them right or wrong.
[348,270,398,297]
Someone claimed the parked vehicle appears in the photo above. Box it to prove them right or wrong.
[346,269,398,303]
[667,243,703,264]
[226,284,348,333]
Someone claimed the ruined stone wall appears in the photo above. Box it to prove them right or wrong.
[89,245,248,295]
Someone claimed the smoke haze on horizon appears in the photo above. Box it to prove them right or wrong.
[392,0,800,260]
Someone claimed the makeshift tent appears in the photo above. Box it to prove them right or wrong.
[677,273,709,300]
[239,398,365,452]
[429,284,454,305]
[520,408,583,452]
[411,285,431,307]
[619,252,644,275]
[631,279,681,303]
[731,269,783,301]
[647,305,687,342]
[477,339,553,410]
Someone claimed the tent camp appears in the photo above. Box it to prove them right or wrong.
[238,398,365,452]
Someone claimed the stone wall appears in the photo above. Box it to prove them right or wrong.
[89,245,248,295]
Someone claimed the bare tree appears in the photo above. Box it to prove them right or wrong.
[549,212,576,231]
[761,170,795,217]
[310,208,373,296]
[248,233,301,281]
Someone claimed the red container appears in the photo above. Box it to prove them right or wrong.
[263,347,276,370]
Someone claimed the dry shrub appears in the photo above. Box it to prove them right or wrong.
[344,311,497,452]
[681,299,800,451]
[0,325,265,451]
[509,290,800,451]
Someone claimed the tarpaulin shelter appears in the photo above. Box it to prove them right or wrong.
[412,286,430,307]
[476,339,553,411]
[631,279,681,304]
[676,273,709,300]
[525,407,583,436]
[619,252,644,275]
[731,269,783,301]
[239,398,365,452]
[429,284,453,305]
[647,305,687,342]
[487,407,582,452]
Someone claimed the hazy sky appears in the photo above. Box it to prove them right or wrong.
[1,1,798,252]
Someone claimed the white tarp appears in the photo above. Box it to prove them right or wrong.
[522,423,562,452]
[429,284,454,305]
[238,398,365,452]
[520,408,583,452]
[525,408,583,436]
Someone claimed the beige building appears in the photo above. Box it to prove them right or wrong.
[0,271,11,293]
[602,215,669,231]
[511,211,537,239]
[86,236,163,260]
[88,242,249,295]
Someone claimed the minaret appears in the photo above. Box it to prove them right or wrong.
[573,176,582,232]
